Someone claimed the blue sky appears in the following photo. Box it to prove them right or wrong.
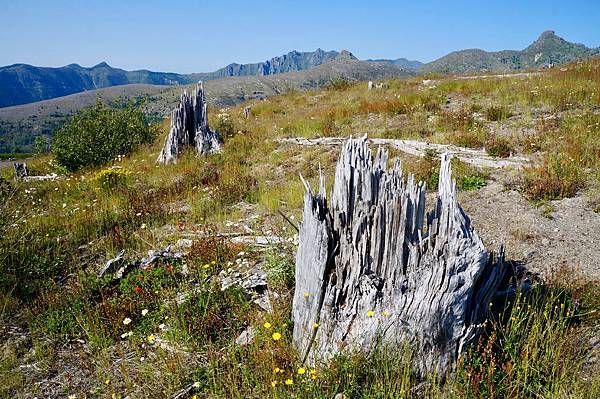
[1,0,599,73]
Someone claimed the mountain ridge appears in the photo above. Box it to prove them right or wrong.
[0,58,412,152]
[0,49,356,108]
[367,58,424,70]
[1,30,598,110]
[421,30,600,74]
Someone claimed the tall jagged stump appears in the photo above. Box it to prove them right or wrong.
[293,137,506,375]
[157,81,221,164]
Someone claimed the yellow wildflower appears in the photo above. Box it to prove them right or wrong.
[297,367,306,375]
[273,367,281,373]
[105,378,110,385]
[303,292,309,297]
[312,322,319,328]
[285,379,293,385]
[264,322,272,329]
[367,311,374,317]
[272,332,282,341]
[271,380,277,388]
[147,334,155,343]
[382,310,389,316]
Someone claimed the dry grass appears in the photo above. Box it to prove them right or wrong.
[2,58,600,398]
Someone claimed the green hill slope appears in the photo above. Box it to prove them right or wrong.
[422,31,599,74]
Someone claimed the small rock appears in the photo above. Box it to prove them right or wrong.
[176,239,193,250]
[98,250,125,277]
[235,326,256,347]
[253,295,273,313]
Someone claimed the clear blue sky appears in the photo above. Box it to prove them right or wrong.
[1,0,599,73]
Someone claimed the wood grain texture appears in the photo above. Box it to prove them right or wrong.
[157,82,221,164]
[293,136,506,375]
[277,136,529,169]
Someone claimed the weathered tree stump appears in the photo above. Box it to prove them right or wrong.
[243,106,252,119]
[157,82,221,164]
[293,137,506,375]
[13,162,28,180]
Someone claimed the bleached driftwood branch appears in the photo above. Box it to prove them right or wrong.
[157,82,221,164]
[277,136,528,169]
[292,137,506,376]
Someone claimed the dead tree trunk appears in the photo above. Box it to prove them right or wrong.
[276,136,529,169]
[13,162,28,180]
[157,82,221,164]
[293,137,506,376]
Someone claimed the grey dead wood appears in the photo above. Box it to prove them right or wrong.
[292,136,506,376]
[157,81,221,164]
[13,162,28,180]
[276,136,529,169]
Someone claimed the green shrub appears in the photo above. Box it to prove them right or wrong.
[460,174,487,191]
[214,111,236,138]
[328,76,350,91]
[522,154,585,200]
[485,105,513,121]
[94,166,131,191]
[485,135,513,158]
[33,135,50,155]
[52,100,157,171]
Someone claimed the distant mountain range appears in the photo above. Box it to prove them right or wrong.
[421,31,599,74]
[0,59,411,152]
[1,31,598,109]
[0,49,357,108]
[367,58,424,70]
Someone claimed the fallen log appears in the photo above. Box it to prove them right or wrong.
[157,82,221,164]
[292,137,506,376]
[277,136,528,169]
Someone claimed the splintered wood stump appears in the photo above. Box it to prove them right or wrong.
[293,137,506,376]
[157,82,221,164]
[13,162,28,180]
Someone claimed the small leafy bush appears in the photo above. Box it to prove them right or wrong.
[450,129,488,148]
[53,100,157,171]
[485,135,513,158]
[328,76,350,91]
[438,109,480,132]
[94,166,131,191]
[460,174,487,191]
[411,149,440,190]
[522,154,585,200]
[214,112,235,138]
[485,105,513,121]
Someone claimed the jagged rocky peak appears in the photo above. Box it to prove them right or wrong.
[93,61,111,68]
[337,49,356,60]
[156,81,221,164]
[529,30,562,47]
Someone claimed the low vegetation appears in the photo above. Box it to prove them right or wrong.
[1,59,600,398]
[53,100,157,171]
